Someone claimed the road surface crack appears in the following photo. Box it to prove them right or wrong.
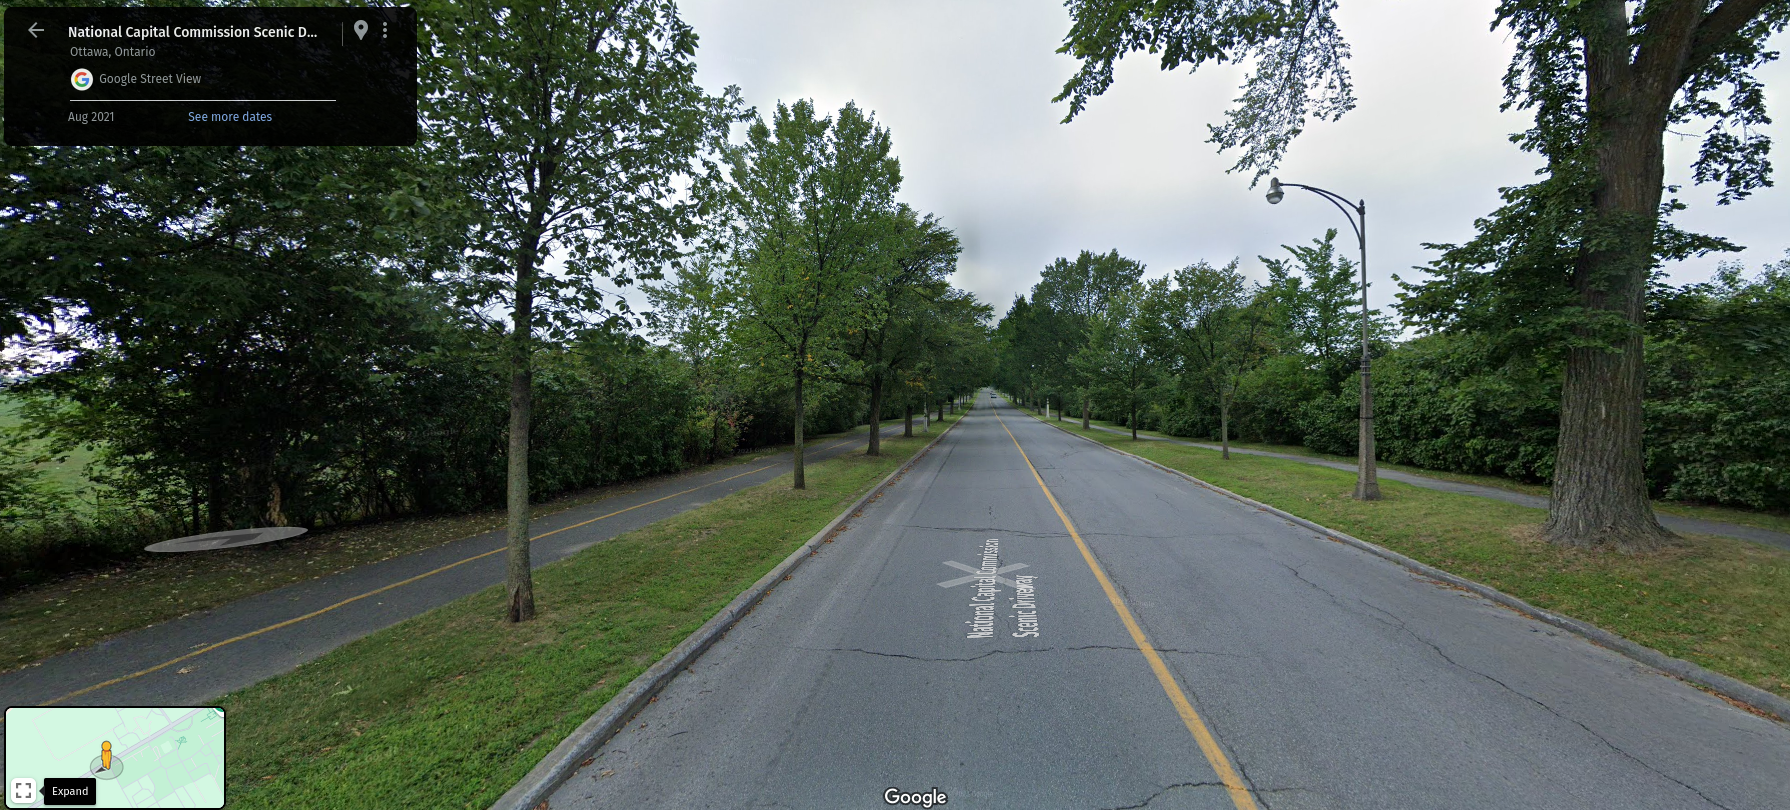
[903,525,1061,538]
[1236,761,1331,810]
[803,645,1250,663]
[1069,644,1253,659]
[1096,781,1226,809]
[1276,560,1406,633]
[1274,561,1731,808]
[803,647,1046,663]
[1413,635,1736,810]
[1082,530,1183,540]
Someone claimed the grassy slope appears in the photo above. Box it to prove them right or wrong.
[1057,412,1790,536]
[1029,414,1790,702]
[0,395,96,498]
[218,421,953,809]
[0,429,856,673]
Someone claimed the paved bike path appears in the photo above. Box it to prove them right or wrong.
[0,425,912,731]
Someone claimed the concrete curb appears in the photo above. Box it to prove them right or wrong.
[490,416,966,810]
[1019,409,1790,727]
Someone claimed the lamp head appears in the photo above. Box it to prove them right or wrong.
[1265,177,1284,205]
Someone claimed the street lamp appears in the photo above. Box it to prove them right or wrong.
[1266,177,1380,500]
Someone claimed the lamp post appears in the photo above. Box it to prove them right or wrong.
[1266,177,1380,500]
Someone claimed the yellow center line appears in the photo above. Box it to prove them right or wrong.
[31,432,875,709]
[994,406,1261,810]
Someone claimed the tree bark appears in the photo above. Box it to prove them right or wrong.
[1220,397,1230,460]
[792,365,806,490]
[866,375,884,456]
[904,403,913,437]
[1082,395,1090,430]
[711,406,722,463]
[1130,406,1137,440]
[1546,11,1684,551]
[266,479,287,526]
[205,467,225,532]
[504,250,536,623]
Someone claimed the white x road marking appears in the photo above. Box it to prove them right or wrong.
[938,560,1029,588]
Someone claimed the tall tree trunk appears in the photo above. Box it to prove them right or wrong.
[936,399,943,423]
[1082,395,1090,430]
[866,375,885,456]
[711,405,722,463]
[1219,397,1231,460]
[1130,406,1138,440]
[266,479,287,526]
[792,365,806,490]
[205,467,224,531]
[904,403,914,437]
[504,253,536,623]
[1546,23,1678,551]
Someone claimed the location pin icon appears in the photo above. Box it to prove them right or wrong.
[353,20,368,40]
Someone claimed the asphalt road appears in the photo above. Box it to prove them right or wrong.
[0,425,912,745]
[550,391,1790,810]
[1072,420,1790,552]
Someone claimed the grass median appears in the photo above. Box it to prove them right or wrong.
[218,420,954,809]
[1026,413,1790,704]
[1053,412,1790,536]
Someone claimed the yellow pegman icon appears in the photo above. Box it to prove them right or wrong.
[101,740,112,771]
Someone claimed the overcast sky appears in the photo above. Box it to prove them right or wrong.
[670,0,1790,322]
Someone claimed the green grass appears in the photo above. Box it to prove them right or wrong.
[0,395,98,502]
[217,421,954,809]
[1028,413,1790,703]
[0,426,873,674]
[1058,412,1790,536]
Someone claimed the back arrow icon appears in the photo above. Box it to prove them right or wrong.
[28,22,42,38]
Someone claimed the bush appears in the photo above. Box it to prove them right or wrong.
[1644,262,1790,510]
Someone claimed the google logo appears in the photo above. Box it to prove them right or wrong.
[71,68,92,91]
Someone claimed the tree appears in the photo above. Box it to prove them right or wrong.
[831,205,960,455]
[1645,256,1790,510]
[423,0,735,621]
[1032,250,1147,427]
[1144,261,1269,458]
[1057,0,1790,550]
[992,296,1041,404]
[721,100,901,487]
[1056,1,1353,180]
[1074,283,1157,439]
[0,137,441,533]
[644,252,745,462]
[1262,229,1395,385]
[902,288,994,433]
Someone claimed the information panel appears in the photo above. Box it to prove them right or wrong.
[5,706,225,809]
[4,7,416,146]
